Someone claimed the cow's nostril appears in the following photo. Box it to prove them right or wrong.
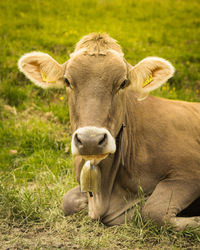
[75,133,83,146]
[98,133,107,146]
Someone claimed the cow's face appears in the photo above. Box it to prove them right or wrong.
[65,51,128,159]
[18,35,174,161]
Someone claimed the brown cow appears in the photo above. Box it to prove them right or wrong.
[18,33,200,231]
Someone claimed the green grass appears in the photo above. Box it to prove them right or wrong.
[0,0,200,248]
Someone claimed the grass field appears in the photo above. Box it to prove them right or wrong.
[0,0,200,249]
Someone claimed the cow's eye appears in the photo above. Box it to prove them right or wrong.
[120,80,128,89]
[64,78,71,87]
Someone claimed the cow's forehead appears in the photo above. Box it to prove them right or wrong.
[65,50,127,83]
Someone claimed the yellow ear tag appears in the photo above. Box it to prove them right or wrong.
[143,74,153,87]
[41,72,47,82]
[41,72,56,84]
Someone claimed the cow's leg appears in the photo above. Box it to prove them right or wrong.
[102,197,148,226]
[142,179,200,231]
[62,186,88,216]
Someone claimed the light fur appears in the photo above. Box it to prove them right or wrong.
[74,33,123,56]
[129,57,175,100]
[18,52,65,88]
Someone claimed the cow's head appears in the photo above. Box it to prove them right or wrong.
[18,33,174,162]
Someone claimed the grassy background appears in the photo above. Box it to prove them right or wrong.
[0,0,200,249]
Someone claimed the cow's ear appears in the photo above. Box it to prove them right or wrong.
[129,57,175,100]
[18,52,65,88]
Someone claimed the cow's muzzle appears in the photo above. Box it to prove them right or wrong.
[71,126,116,158]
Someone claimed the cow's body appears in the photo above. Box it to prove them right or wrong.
[65,93,200,228]
[18,33,200,230]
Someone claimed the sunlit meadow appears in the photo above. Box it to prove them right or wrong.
[0,0,199,248]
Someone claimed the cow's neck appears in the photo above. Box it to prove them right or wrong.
[87,143,123,219]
